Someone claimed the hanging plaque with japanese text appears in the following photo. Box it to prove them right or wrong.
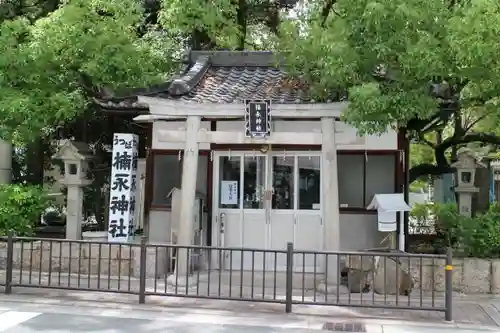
[108,133,139,242]
[244,99,271,137]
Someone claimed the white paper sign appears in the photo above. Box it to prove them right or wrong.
[108,133,139,242]
[220,180,238,205]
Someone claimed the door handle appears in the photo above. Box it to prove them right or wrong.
[217,213,226,269]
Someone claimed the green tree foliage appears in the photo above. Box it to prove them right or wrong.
[0,184,49,236]
[0,0,172,144]
[6,0,500,185]
[159,0,290,50]
[159,0,240,48]
[409,142,436,191]
[278,0,500,182]
[0,0,294,146]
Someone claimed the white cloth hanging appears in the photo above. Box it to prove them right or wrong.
[377,209,397,232]
[378,209,396,222]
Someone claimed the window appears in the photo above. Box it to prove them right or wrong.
[365,155,396,204]
[151,154,182,206]
[219,156,241,209]
[338,153,396,210]
[338,154,364,208]
[272,156,295,210]
[151,153,209,208]
[243,156,266,209]
[297,156,320,210]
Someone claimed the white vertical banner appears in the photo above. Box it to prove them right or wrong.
[108,133,139,242]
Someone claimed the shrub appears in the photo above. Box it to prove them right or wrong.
[460,206,500,258]
[411,202,500,258]
[409,203,436,235]
[0,184,50,236]
[433,202,464,249]
[41,206,66,226]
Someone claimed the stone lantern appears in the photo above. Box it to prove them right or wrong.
[53,140,93,239]
[451,148,485,217]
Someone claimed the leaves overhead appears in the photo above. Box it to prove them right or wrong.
[159,0,241,48]
[0,0,296,144]
[3,0,500,180]
[278,0,500,136]
[0,0,172,144]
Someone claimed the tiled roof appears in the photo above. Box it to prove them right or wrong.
[175,66,314,103]
[96,51,346,110]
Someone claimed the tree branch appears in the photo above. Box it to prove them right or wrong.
[409,163,454,183]
[320,0,338,26]
[421,137,436,149]
[406,105,454,134]
[464,113,490,132]
[444,132,500,148]
[411,132,500,182]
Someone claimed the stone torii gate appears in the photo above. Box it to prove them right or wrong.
[137,95,351,291]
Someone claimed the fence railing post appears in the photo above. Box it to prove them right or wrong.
[4,231,14,295]
[445,247,453,322]
[138,236,147,304]
[285,242,294,313]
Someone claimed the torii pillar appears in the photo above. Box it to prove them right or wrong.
[317,117,347,294]
[167,116,201,286]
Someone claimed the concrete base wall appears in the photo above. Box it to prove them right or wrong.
[0,241,138,277]
[0,241,172,280]
[408,257,498,294]
[348,256,500,294]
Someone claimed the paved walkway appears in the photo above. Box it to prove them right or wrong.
[1,285,500,327]
[0,293,499,333]
[3,270,500,330]
[0,306,318,333]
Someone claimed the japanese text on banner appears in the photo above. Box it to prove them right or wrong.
[108,133,139,242]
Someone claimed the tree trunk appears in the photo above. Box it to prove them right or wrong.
[236,0,247,50]
[451,111,462,162]
[25,139,45,185]
[0,140,12,184]
[191,30,216,50]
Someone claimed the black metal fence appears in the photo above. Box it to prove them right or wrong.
[0,234,453,321]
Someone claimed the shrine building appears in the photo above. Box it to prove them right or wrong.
[98,50,405,274]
